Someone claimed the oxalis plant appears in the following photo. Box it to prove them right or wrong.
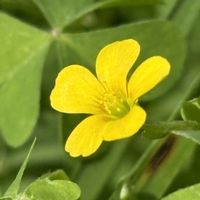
[0,1,200,200]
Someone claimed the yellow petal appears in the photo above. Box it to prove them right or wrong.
[96,39,140,95]
[128,56,170,100]
[65,115,109,157]
[50,65,105,114]
[103,105,146,141]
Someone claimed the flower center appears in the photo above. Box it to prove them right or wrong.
[103,93,130,118]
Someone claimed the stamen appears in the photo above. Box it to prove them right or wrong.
[103,92,130,118]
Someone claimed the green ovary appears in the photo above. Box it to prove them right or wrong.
[103,93,130,118]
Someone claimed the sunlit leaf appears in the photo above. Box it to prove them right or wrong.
[173,130,200,145]
[162,183,200,200]
[24,171,81,200]
[3,139,36,199]
[0,12,51,147]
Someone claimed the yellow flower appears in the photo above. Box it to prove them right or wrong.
[50,39,170,157]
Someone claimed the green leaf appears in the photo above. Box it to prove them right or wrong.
[155,0,179,19]
[98,0,162,8]
[143,121,200,139]
[181,97,200,123]
[24,171,81,200]
[3,139,36,199]
[162,183,200,200]
[32,0,101,29]
[25,180,80,200]
[57,20,186,200]
[32,0,162,30]
[132,9,200,197]
[0,0,45,25]
[62,20,186,100]
[135,62,200,199]
[136,137,196,199]
[75,140,129,200]
[173,130,200,145]
[0,12,51,147]
[41,170,70,181]
[173,0,200,36]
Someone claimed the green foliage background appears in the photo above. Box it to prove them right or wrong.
[0,0,200,199]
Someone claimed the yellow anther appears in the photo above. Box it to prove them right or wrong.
[103,93,130,117]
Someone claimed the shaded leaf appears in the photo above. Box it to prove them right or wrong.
[41,170,70,181]
[181,97,200,123]
[32,0,104,29]
[57,20,186,200]
[75,140,129,200]
[143,121,200,139]
[98,0,162,8]
[63,20,186,100]
[133,7,200,197]
[137,137,196,199]
[173,0,200,36]
[33,0,162,30]
[0,0,45,26]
